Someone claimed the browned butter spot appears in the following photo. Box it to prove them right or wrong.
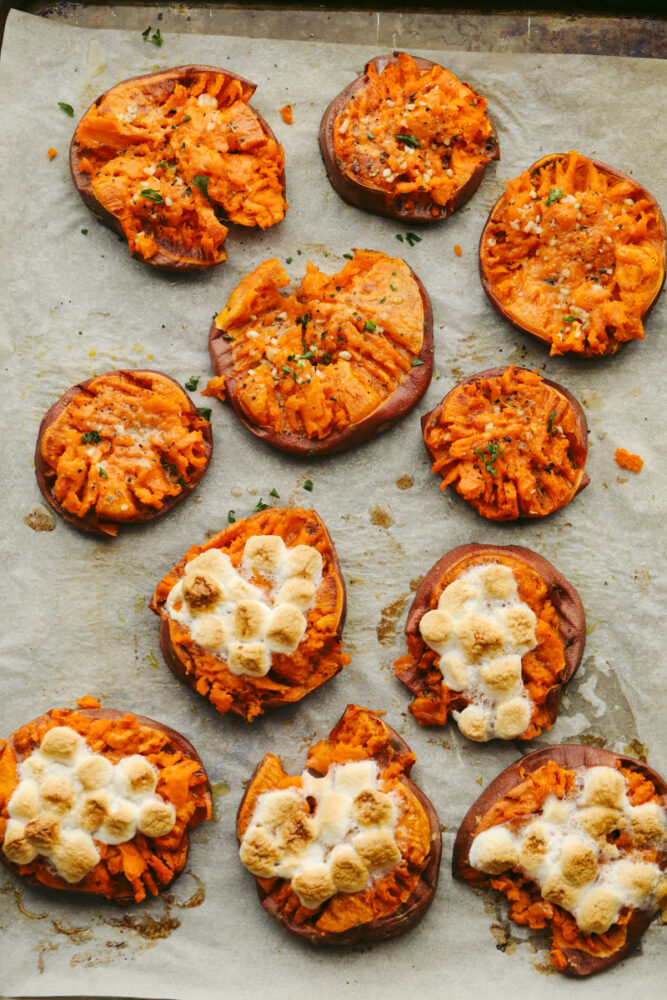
[395,474,414,490]
[370,503,394,528]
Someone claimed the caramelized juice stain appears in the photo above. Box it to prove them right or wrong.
[173,872,205,909]
[395,474,413,490]
[369,503,394,528]
[623,738,649,763]
[376,593,409,647]
[24,507,56,532]
[13,887,47,919]
[105,911,181,941]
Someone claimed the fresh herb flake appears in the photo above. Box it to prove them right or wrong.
[176,475,186,488]
[285,256,293,264]
[546,187,564,207]
[303,480,314,492]
[98,467,108,479]
[474,439,505,478]
[281,365,292,375]
[390,283,397,291]
[227,510,236,523]
[81,430,101,444]
[182,114,192,124]
[405,232,421,247]
[141,26,151,40]
[269,488,280,498]
[547,410,557,434]
[185,376,200,391]
[343,253,354,260]
[197,407,212,421]
[58,102,74,117]
[81,228,88,235]
[192,174,211,203]
[395,234,405,243]
[364,319,376,333]
[253,499,269,512]
[394,133,421,148]
[140,188,163,203]
[563,315,578,324]
[410,358,424,367]
[142,26,163,46]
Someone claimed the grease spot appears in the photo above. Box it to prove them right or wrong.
[376,593,409,646]
[145,653,159,670]
[623,738,648,763]
[13,888,47,919]
[24,506,56,532]
[106,911,181,941]
[369,503,394,528]
[395,474,413,490]
[134,595,146,611]
[211,781,231,797]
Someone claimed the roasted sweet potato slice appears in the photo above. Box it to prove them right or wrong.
[150,507,349,721]
[0,704,211,904]
[422,366,589,520]
[479,151,666,357]
[453,745,667,975]
[35,369,213,537]
[319,51,499,222]
[237,704,441,944]
[395,543,585,739]
[205,249,433,455]
[70,65,286,270]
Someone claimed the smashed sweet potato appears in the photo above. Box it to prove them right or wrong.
[479,151,666,356]
[70,65,286,270]
[453,745,667,975]
[205,249,433,455]
[319,51,499,221]
[150,507,349,721]
[395,543,585,738]
[0,706,211,903]
[422,366,589,520]
[35,369,212,536]
[237,704,441,944]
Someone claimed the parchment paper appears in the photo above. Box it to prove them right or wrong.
[1,10,666,999]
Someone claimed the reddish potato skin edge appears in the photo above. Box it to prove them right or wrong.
[208,256,434,456]
[155,508,347,719]
[34,369,213,537]
[452,744,667,976]
[70,65,285,272]
[397,543,586,729]
[0,707,211,905]
[421,365,590,519]
[236,707,442,945]
[318,53,499,223]
[478,153,667,358]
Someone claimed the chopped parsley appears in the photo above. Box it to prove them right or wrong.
[405,232,421,247]
[176,475,186,488]
[140,188,163,203]
[410,358,424,367]
[390,283,397,291]
[197,407,212,421]
[142,26,163,46]
[546,187,564,207]
[81,228,88,235]
[364,319,376,333]
[98,467,108,479]
[396,234,404,243]
[563,315,578,324]
[182,114,192,124]
[185,376,200,391]
[58,102,74,117]
[227,510,236,523]
[474,439,505,477]
[281,365,292,376]
[547,410,557,434]
[343,253,354,260]
[286,256,293,264]
[303,480,314,492]
[81,430,101,444]
[253,498,269,512]
[394,133,421,148]
[379,295,386,303]
[366,131,375,140]
[192,175,212,203]
[269,488,280,498]
[161,459,178,477]
[322,352,332,365]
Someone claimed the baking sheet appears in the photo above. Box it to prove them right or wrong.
[0,9,666,998]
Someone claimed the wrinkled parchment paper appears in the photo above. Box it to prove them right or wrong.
[1,10,666,998]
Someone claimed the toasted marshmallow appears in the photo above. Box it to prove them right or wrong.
[629,802,665,845]
[332,761,376,797]
[541,870,582,910]
[78,790,111,832]
[440,654,469,692]
[192,616,227,650]
[239,826,281,877]
[351,789,395,828]
[292,864,336,909]
[353,828,401,871]
[2,819,38,864]
[280,811,318,855]
[576,886,619,934]
[480,564,516,600]
[329,844,369,893]
[264,605,306,653]
[275,578,316,610]
[253,788,303,829]
[137,799,176,839]
[116,755,158,797]
[182,571,223,614]
[316,793,351,844]
[439,579,478,614]
[456,615,504,662]
[542,797,571,826]
[25,812,61,851]
[502,605,537,646]
[287,545,323,580]
[244,534,286,575]
[494,697,531,739]
[470,826,518,874]
[40,774,75,814]
[227,641,270,677]
[40,726,83,762]
[75,753,113,790]
[8,780,41,820]
[100,800,139,843]
[479,656,522,698]
[52,830,100,883]
[583,767,625,809]
[232,600,270,641]
[575,805,622,839]
[457,704,489,742]
[519,821,550,874]
[560,838,598,886]
[185,549,233,580]
[419,609,454,646]
[615,860,658,904]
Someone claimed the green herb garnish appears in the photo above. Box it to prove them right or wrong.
[253,499,269,512]
[269,488,280,498]
[140,188,163,203]
[395,234,404,243]
[81,430,101,444]
[303,480,313,492]
[182,114,192,124]
[197,407,212,421]
[410,358,424,367]
[185,376,200,391]
[281,365,292,375]
[563,315,578,324]
[58,102,74,117]
[176,475,185,488]
[98,467,108,479]
[405,232,421,247]
[343,253,353,260]
[142,26,163,46]
[286,256,293,264]
[192,175,211,203]
[547,410,557,434]
[227,510,236,523]
[81,228,88,235]
[546,187,564,207]
[366,131,375,140]
[364,319,376,333]
[474,439,505,477]
[322,352,332,365]
[394,133,421,149]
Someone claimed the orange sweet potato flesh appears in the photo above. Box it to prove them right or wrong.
[479,151,666,357]
[0,707,211,904]
[395,543,585,735]
[452,745,667,976]
[70,65,286,271]
[150,507,349,721]
[205,249,433,455]
[422,366,589,521]
[319,52,499,222]
[35,369,212,537]
[236,705,442,944]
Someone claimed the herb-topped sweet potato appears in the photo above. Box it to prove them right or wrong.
[395,544,585,738]
[70,65,286,270]
[453,745,667,975]
[0,704,211,903]
[422,366,589,520]
[479,151,666,356]
[35,369,212,537]
[204,249,433,455]
[150,507,349,721]
[237,704,441,944]
[319,52,498,222]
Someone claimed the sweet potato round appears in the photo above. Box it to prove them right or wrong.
[207,250,433,456]
[319,52,499,222]
[70,65,286,271]
[452,744,667,975]
[0,706,211,904]
[422,366,589,520]
[150,507,348,721]
[35,369,213,537]
[395,543,585,737]
[237,705,442,944]
[479,151,666,357]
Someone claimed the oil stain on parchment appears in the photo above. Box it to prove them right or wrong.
[559,655,647,757]
[376,593,410,647]
[24,506,56,532]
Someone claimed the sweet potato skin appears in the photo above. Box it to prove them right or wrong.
[396,543,586,731]
[208,258,434,456]
[70,65,285,272]
[34,369,213,536]
[0,707,210,905]
[479,153,666,357]
[237,706,442,945]
[422,366,590,520]
[452,744,667,976]
[319,53,499,222]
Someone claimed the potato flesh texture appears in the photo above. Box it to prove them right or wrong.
[481,151,666,356]
[334,52,495,210]
[152,508,348,721]
[424,367,585,520]
[239,707,432,934]
[40,372,209,526]
[0,711,210,902]
[209,251,424,440]
[75,72,286,261]
[396,554,566,736]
